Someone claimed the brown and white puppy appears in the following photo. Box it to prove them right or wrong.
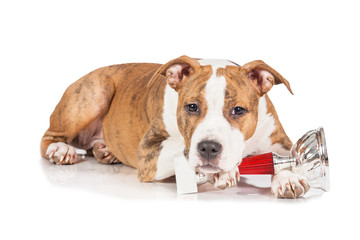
[41,55,309,198]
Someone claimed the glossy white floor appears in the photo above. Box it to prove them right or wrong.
[41,156,325,201]
[2,148,353,240]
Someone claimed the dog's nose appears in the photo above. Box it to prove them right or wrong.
[197,141,222,160]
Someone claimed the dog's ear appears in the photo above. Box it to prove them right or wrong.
[148,55,200,91]
[241,60,293,95]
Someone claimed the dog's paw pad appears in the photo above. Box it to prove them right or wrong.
[46,142,77,165]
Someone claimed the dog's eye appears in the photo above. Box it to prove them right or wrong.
[185,104,200,114]
[231,106,247,116]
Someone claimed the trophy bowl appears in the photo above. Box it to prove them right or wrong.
[290,127,329,191]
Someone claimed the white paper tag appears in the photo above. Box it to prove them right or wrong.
[174,156,198,194]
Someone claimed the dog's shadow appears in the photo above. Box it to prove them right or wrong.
[41,157,323,201]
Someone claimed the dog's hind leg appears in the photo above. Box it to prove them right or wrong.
[41,66,117,164]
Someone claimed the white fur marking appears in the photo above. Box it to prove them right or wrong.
[154,85,184,180]
[153,136,185,180]
[162,85,182,137]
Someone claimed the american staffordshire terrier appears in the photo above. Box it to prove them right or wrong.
[41,55,310,198]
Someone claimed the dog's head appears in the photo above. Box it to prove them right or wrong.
[150,56,292,174]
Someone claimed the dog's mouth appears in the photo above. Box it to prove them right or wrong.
[195,160,242,174]
[196,164,221,174]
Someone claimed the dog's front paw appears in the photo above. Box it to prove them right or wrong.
[46,142,77,165]
[208,167,240,190]
[271,170,310,199]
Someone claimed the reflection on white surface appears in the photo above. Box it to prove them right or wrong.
[41,156,324,201]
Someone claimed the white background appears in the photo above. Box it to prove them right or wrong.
[1,0,359,239]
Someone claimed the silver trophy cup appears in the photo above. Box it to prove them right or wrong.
[288,127,329,191]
